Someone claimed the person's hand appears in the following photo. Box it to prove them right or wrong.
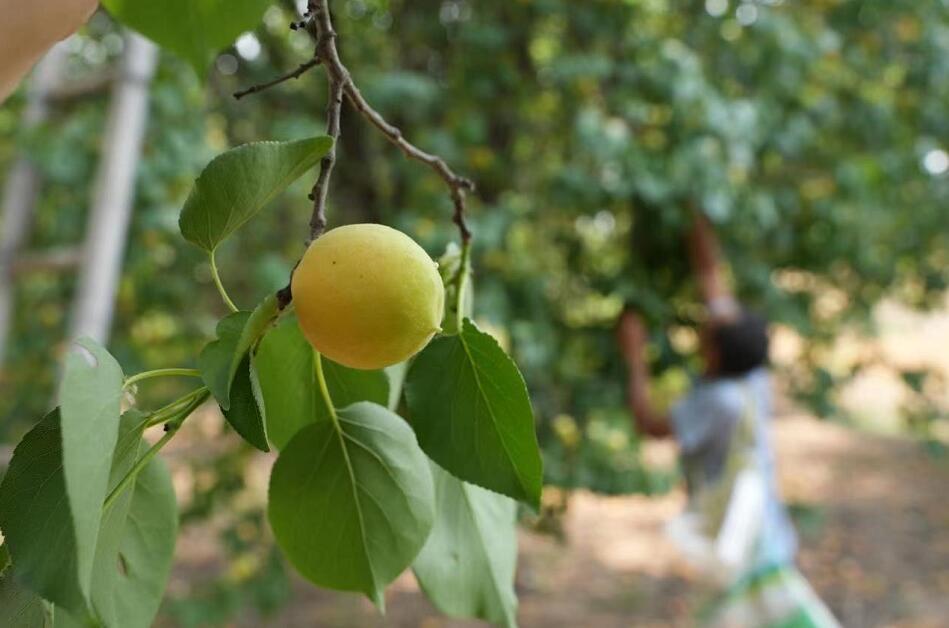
[0,0,99,103]
[617,309,649,362]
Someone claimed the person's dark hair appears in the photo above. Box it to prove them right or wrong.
[710,308,769,376]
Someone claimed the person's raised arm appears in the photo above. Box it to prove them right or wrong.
[617,309,672,438]
[0,0,98,103]
[687,207,738,319]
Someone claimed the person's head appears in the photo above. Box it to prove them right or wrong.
[699,307,769,377]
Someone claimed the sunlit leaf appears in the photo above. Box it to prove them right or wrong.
[106,454,177,628]
[59,337,124,604]
[414,462,518,627]
[0,410,172,628]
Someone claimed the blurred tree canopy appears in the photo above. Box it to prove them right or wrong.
[1,0,947,492]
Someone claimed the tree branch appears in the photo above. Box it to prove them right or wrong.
[233,58,320,100]
[306,0,343,245]
[276,0,475,309]
[307,0,474,243]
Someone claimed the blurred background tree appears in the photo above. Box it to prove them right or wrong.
[1,0,947,493]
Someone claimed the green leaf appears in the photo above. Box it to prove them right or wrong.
[179,138,333,252]
[222,356,270,451]
[87,411,150,626]
[0,411,84,610]
[233,294,279,376]
[413,463,518,628]
[106,455,178,628]
[59,337,124,604]
[198,298,277,451]
[0,568,54,628]
[53,607,85,627]
[0,411,176,628]
[100,0,270,76]
[199,311,250,410]
[254,316,389,450]
[268,402,434,607]
[253,316,317,450]
[88,413,177,628]
[74,409,174,627]
[405,318,543,509]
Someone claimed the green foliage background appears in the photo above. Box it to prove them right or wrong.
[2,0,947,489]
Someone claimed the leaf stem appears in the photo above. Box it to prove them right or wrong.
[123,368,202,390]
[210,250,239,313]
[313,350,338,423]
[103,430,174,512]
[102,388,210,513]
[144,386,210,428]
[453,239,472,332]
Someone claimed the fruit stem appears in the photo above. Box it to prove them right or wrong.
[453,239,472,331]
[123,368,202,390]
[210,250,239,313]
[103,388,209,513]
[313,350,338,424]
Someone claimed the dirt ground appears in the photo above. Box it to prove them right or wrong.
[164,413,949,628]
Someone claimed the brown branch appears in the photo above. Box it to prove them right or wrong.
[340,79,475,242]
[306,0,343,245]
[276,0,475,309]
[233,58,320,100]
[310,0,474,242]
[276,0,343,309]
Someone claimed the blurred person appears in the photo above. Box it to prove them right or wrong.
[0,0,98,102]
[618,213,839,627]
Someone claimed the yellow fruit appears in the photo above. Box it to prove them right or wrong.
[291,223,444,370]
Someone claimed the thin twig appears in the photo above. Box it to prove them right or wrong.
[341,78,474,242]
[306,0,344,245]
[233,57,321,100]
[308,0,474,242]
[123,368,202,390]
[210,250,238,312]
[276,0,475,309]
[102,388,209,513]
[276,0,344,309]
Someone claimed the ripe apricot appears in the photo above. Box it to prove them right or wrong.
[291,224,444,370]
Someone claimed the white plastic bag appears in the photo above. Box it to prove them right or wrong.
[666,385,766,585]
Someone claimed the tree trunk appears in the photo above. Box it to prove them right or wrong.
[0,41,70,365]
[69,33,158,344]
